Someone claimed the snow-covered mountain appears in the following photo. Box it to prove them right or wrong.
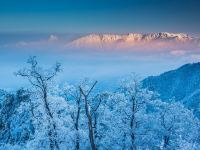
[69,32,196,49]
[8,32,200,52]
[142,62,200,117]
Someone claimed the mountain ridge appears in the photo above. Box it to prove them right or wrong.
[69,32,197,48]
[142,62,200,117]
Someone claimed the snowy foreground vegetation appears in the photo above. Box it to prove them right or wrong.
[0,57,200,150]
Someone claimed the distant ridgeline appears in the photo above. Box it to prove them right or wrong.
[143,62,200,118]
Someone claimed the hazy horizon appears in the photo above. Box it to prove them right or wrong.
[1,0,200,89]
[1,32,199,90]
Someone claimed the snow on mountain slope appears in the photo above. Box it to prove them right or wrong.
[142,62,200,118]
[7,32,200,53]
[69,32,197,50]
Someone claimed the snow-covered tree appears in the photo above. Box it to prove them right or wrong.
[0,89,34,148]
[15,56,61,150]
[79,79,98,150]
[0,60,199,150]
[149,100,200,149]
[61,83,85,150]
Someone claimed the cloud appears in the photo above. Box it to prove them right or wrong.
[7,34,60,48]
[187,54,200,61]
[170,50,187,56]
[48,35,59,42]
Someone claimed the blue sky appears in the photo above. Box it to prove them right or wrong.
[0,0,200,35]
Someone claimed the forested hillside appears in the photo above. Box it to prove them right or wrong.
[0,57,199,150]
[143,62,200,118]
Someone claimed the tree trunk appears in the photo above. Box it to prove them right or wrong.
[75,131,80,150]
[130,97,136,150]
[43,91,59,150]
[93,115,98,144]
[75,105,81,150]
[163,135,169,149]
[79,81,97,150]
[84,96,96,150]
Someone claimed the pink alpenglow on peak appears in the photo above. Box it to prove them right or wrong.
[69,32,196,50]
